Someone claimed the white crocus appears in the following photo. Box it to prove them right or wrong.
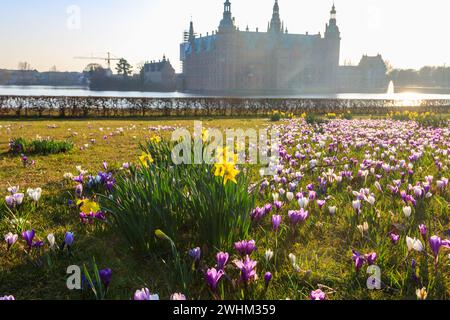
[265,249,274,262]
[272,193,279,202]
[63,173,74,180]
[352,200,361,211]
[357,222,369,235]
[288,253,301,272]
[288,253,297,266]
[406,236,423,252]
[27,188,42,202]
[47,233,56,249]
[403,206,412,218]
[328,206,337,215]
[286,192,294,202]
[366,195,375,206]
[298,197,309,209]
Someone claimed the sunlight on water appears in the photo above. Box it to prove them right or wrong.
[0,85,450,101]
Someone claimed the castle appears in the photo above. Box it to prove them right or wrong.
[180,1,342,94]
[180,1,388,94]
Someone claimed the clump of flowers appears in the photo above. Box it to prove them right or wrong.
[139,152,154,168]
[5,186,24,208]
[77,199,106,224]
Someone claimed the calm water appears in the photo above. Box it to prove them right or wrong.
[1,85,450,100]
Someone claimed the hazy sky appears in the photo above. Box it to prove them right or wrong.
[1,0,449,73]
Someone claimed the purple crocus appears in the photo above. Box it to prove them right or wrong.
[5,196,15,207]
[99,268,112,288]
[75,184,83,198]
[288,209,309,225]
[419,224,427,238]
[22,230,35,248]
[0,295,15,300]
[250,207,265,221]
[64,232,74,248]
[189,247,201,261]
[264,272,272,287]
[234,240,256,256]
[273,201,283,210]
[234,255,258,283]
[32,241,44,248]
[133,288,159,300]
[310,289,326,301]
[316,200,326,209]
[442,239,450,249]
[272,215,282,231]
[205,268,224,292]
[263,203,273,214]
[170,293,186,300]
[4,232,18,250]
[352,250,365,272]
[216,252,229,271]
[73,175,84,184]
[429,235,442,258]
[390,233,400,244]
[365,252,377,265]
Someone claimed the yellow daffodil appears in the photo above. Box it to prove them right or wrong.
[150,136,161,143]
[139,152,154,168]
[214,162,239,185]
[77,199,100,214]
[223,163,239,185]
[202,129,209,142]
[214,163,226,177]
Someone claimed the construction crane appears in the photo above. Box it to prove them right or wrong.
[74,52,122,70]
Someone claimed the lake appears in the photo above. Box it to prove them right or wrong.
[1,85,450,100]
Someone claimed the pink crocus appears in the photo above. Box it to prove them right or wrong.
[288,209,309,225]
[205,268,224,292]
[310,289,326,300]
[234,255,258,283]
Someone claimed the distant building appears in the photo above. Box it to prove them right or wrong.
[38,71,84,86]
[338,54,389,92]
[143,56,176,90]
[0,69,40,85]
[180,1,341,94]
[0,69,84,86]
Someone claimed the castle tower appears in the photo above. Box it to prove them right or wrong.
[269,0,282,33]
[324,3,341,91]
[325,3,340,39]
[188,20,195,43]
[219,0,236,33]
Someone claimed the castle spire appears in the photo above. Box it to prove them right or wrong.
[269,0,282,33]
[219,0,235,33]
[188,20,195,42]
[330,3,337,21]
[325,3,340,39]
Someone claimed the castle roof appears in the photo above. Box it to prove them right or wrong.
[358,54,386,70]
[144,57,173,72]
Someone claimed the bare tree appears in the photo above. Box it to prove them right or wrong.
[18,62,32,71]
[384,60,393,74]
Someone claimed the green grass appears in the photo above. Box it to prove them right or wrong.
[0,116,449,300]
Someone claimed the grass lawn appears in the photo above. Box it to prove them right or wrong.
[0,118,267,299]
[0,116,448,300]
